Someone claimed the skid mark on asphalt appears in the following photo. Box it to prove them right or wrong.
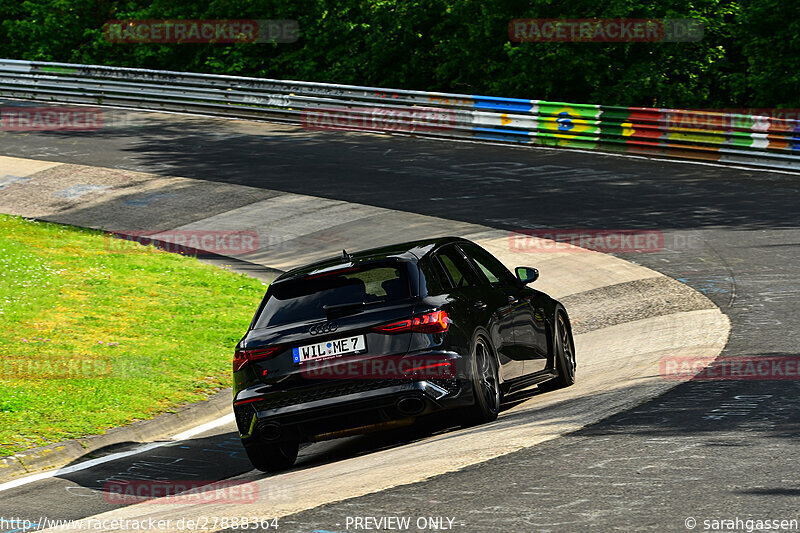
[0,416,471,531]
[0,428,251,526]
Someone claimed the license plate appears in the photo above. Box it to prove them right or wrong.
[292,335,366,364]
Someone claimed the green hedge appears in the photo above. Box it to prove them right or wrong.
[1,0,797,108]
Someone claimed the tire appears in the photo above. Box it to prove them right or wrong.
[244,440,299,472]
[461,335,501,427]
[539,312,576,392]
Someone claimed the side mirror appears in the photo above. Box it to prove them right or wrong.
[515,266,539,285]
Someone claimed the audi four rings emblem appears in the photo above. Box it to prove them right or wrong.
[309,322,338,335]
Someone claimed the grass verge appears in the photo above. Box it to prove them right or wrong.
[0,215,266,456]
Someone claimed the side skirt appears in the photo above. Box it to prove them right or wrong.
[503,369,557,394]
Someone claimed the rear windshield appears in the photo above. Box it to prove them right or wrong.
[252,261,413,329]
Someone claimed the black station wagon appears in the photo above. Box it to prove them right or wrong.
[233,237,576,471]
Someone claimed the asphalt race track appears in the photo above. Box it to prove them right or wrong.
[1,109,799,532]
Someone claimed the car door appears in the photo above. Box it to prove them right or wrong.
[433,244,521,380]
[515,288,550,374]
[458,242,549,375]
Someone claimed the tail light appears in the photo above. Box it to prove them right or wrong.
[401,361,454,378]
[233,346,282,371]
[373,310,449,334]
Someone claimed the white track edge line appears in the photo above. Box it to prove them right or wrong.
[0,413,235,493]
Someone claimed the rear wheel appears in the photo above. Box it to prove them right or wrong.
[244,440,299,472]
[540,312,576,392]
[461,336,500,426]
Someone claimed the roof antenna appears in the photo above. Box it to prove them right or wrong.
[342,249,352,261]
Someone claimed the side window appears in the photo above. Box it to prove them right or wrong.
[435,245,481,289]
[418,259,447,295]
[459,243,516,287]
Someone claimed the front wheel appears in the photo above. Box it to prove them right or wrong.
[244,440,299,472]
[461,336,501,427]
[539,312,576,392]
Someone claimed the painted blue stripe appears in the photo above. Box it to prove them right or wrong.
[472,95,534,113]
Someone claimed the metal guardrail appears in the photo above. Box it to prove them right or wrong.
[1,58,799,171]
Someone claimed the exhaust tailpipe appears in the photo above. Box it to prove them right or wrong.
[396,396,426,416]
[258,422,282,442]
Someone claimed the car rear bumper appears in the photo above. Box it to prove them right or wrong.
[234,377,472,444]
